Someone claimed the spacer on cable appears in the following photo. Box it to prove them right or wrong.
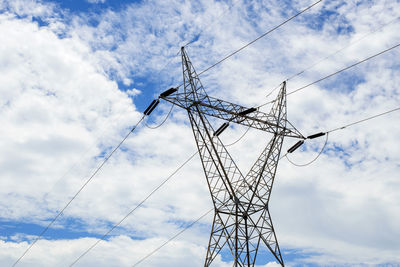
[213,122,229,136]
[307,132,326,139]
[287,140,304,153]
[144,99,160,116]
[160,88,178,98]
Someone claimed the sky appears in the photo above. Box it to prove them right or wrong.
[0,0,400,266]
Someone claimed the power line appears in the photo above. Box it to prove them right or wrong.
[284,106,400,167]
[286,16,400,82]
[12,40,179,266]
[132,208,213,267]
[12,44,179,266]
[118,0,236,129]
[143,1,241,127]
[145,103,174,129]
[119,5,398,264]
[21,112,131,250]
[68,122,252,265]
[257,42,400,109]
[173,0,324,90]
[50,3,399,264]
[69,151,198,267]
[264,15,400,101]
[196,0,324,77]
[131,150,291,266]
[128,49,400,267]
[13,2,322,264]
[29,0,316,258]
[12,115,146,267]
[149,0,243,95]
[285,133,329,167]
[287,42,400,96]
[42,109,132,205]
[224,125,252,146]
[151,0,241,94]
[326,106,400,133]
[114,106,400,266]
[133,103,400,265]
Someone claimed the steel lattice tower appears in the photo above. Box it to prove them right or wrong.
[161,47,304,267]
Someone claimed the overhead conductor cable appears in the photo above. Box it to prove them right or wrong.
[81,1,400,265]
[171,0,324,91]
[286,107,400,167]
[287,42,400,96]
[286,133,329,167]
[196,0,324,77]
[69,115,251,266]
[12,99,160,266]
[257,42,400,109]
[130,104,400,265]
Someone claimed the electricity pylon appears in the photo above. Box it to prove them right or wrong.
[160,47,304,266]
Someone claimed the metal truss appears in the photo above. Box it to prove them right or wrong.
[160,47,303,267]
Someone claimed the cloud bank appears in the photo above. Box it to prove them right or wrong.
[0,0,400,266]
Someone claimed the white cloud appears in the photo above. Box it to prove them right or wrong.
[0,3,140,219]
[126,88,141,97]
[0,235,223,267]
[86,0,106,4]
[0,0,400,266]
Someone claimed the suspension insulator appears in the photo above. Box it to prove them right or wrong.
[307,132,326,139]
[144,99,160,115]
[213,122,229,136]
[238,107,257,116]
[160,87,178,98]
[287,140,304,153]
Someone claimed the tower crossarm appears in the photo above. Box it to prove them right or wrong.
[161,93,304,139]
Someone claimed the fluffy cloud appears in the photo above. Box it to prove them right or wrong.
[1,0,400,266]
[87,0,106,4]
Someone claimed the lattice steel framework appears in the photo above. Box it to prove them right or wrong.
[161,47,304,267]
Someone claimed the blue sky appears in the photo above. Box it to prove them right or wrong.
[45,0,142,13]
[0,0,400,266]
